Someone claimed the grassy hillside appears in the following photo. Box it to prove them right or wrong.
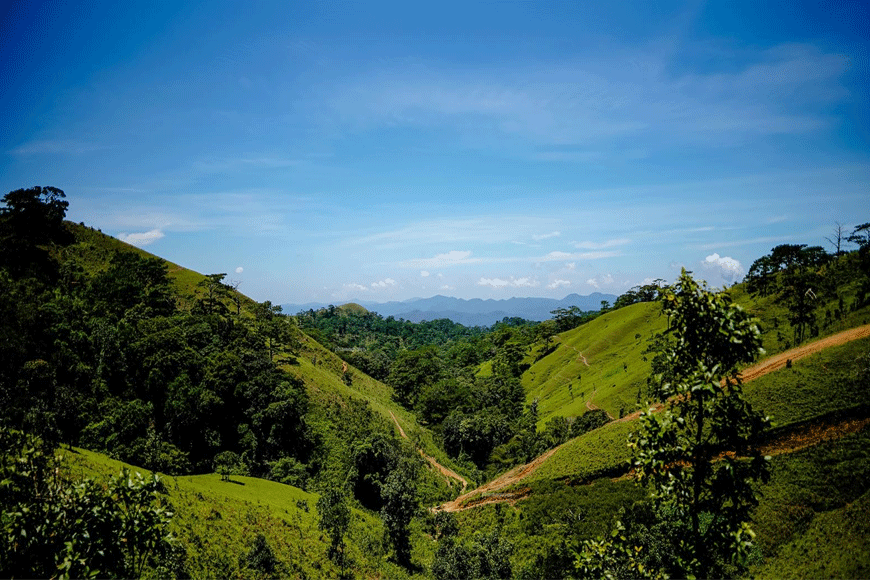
[523,269,870,429]
[62,447,434,579]
[289,331,474,494]
[515,331,870,491]
[61,222,253,309]
[523,301,665,426]
[445,272,870,577]
[62,221,470,491]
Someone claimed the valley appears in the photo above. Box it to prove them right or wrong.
[2,187,869,578]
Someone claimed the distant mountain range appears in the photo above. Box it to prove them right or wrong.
[282,293,617,327]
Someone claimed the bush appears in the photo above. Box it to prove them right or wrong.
[1,426,180,578]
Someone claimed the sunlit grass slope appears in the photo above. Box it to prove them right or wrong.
[62,222,257,311]
[290,331,473,491]
[744,335,870,427]
[62,447,433,579]
[524,301,666,425]
[520,333,869,490]
[751,428,870,579]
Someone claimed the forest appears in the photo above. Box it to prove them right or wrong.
[2,186,870,578]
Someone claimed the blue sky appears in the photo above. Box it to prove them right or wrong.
[2,1,868,304]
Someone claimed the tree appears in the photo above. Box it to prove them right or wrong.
[614,270,769,578]
[848,222,870,305]
[387,346,442,408]
[746,244,830,344]
[242,533,280,577]
[825,221,847,256]
[433,526,513,580]
[194,273,231,316]
[0,186,71,278]
[317,488,351,570]
[254,301,297,362]
[214,450,243,481]
[847,222,870,249]
[380,458,419,567]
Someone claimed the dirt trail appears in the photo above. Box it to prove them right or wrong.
[389,411,468,492]
[737,324,870,383]
[437,446,562,512]
[585,389,616,421]
[556,337,590,366]
[437,324,870,512]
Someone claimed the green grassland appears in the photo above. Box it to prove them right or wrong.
[523,301,665,426]
[751,429,870,579]
[744,335,870,427]
[515,328,869,492]
[524,420,636,485]
[522,270,870,431]
[62,447,434,579]
[62,222,256,310]
[728,269,870,359]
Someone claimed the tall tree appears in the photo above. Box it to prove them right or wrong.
[0,186,70,278]
[634,271,769,577]
[579,271,770,579]
[317,488,351,571]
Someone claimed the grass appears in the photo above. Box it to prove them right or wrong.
[64,221,472,496]
[62,221,258,312]
[290,332,474,493]
[751,428,870,579]
[61,447,434,579]
[524,420,636,485]
[523,301,666,426]
[728,269,870,359]
[451,476,644,577]
[744,336,870,428]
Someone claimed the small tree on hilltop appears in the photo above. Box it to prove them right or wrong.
[578,270,770,579]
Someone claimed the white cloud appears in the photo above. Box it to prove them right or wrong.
[573,238,631,250]
[586,273,615,289]
[371,278,397,289]
[478,276,540,288]
[420,270,430,277]
[9,139,106,155]
[565,262,576,271]
[538,250,620,262]
[548,279,571,289]
[440,284,454,291]
[117,229,165,246]
[543,251,574,260]
[701,253,744,284]
[400,250,479,268]
[235,266,244,274]
[478,277,510,288]
[532,231,561,241]
[344,283,368,292]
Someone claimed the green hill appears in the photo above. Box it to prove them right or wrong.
[523,300,665,426]
[61,446,434,579]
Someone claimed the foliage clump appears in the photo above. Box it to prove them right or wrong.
[0,426,180,579]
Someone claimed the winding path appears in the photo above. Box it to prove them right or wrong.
[437,324,870,512]
[389,411,468,492]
